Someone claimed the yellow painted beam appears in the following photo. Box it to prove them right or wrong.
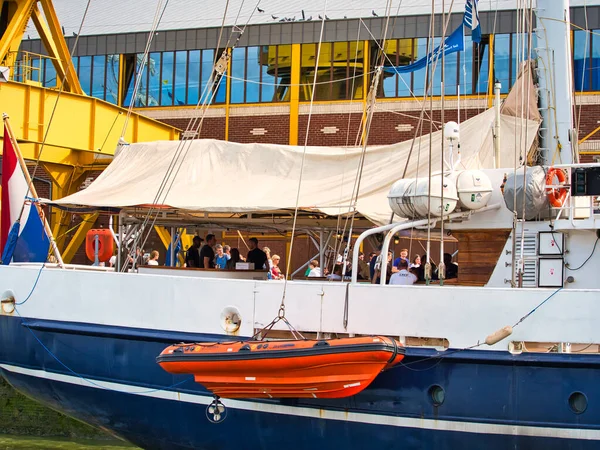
[0,0,35,71]
[155,226,187,265]
[37,0,82,94]
[41,162,88,250]
[61,213,99,263]
[224,50,231,141]
[154,226,171,250]
[0,81,179,163]
[289,43,301,145]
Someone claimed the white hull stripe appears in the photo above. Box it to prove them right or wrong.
[1,363,599,441]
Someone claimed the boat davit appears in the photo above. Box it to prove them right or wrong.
[157,336,404,399]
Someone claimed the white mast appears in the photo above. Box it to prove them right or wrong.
[536,0,576,165]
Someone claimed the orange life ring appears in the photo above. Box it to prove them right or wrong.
[546,168,568,207]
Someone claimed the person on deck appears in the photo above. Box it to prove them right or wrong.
[416,253,437,282]
[443,253,459,279]
[307,260,321,277]
[185,236,203,268]
[410,255,421,269]
[225,248,242,270]
[270,254,284,279]
[214,244,228,269]
[223,245,231,260]
[200,234,216,269]
[369,247,381,280]
[389,259,417,285]
[392,248,410,272]
[263,247,273,269]
[247,237,268,270]
[357,252,370,280]
[372,251,393,284]
[147,250,160,266]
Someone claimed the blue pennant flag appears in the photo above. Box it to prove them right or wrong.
[464,0,481,43]
[166,231,181,267]
[383,24,464,74]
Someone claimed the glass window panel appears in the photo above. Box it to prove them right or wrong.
[30,57,41,82]
[332,41,348,100]
[44,59,57,88]
[174,50,187,105]
[494,34,510,94]
[591,30,600,90]
[274,44,292,102]
[135,54,148,106]
[105,55,119,104]
[91,55,106,99]
[188,50,200,105]
[511,33,531,90]
[412,38,429,97]
[444,51,458,95]
[573,30,590,91]
[260,45,278,102]
[200,49,214,103]
[316,42,333,100]
[146,52,160,107]
[475,40,489,94]
[161,51,174,106]
[430,37,443,96]
[246,46,260,103]
[78,56,92,95]
[231,47,246,104]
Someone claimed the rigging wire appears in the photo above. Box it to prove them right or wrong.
[281,0,329,299]
[124,0,264,268]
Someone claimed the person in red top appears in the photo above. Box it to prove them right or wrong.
[270,254,284,279]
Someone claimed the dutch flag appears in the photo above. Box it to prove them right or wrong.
[464,0,482,44]
[1,125,49,264]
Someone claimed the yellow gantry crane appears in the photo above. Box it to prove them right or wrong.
[0,0,180,262]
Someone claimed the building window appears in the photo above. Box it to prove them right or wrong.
[300,42,365,101]
[381,34,490,99]
[574,29,600,92]
[230,45,289,103]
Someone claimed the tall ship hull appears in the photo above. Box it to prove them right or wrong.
[2,259,600,449]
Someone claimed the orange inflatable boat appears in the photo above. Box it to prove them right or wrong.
[157,336,404,399]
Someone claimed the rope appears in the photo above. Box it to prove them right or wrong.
[278,0,329,319]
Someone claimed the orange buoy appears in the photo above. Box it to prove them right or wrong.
[546,167,568,208]
[85,229,114,262]
[157,336,404,399]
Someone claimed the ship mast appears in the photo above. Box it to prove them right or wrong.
[536,0,576,165]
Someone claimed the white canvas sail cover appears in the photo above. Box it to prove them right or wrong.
[48,109,540,225]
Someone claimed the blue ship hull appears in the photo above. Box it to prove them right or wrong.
[1,313,599,449]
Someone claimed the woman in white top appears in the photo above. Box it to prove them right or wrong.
[410,255,421,269]
[307,259,321,277]
[147,250,160,266]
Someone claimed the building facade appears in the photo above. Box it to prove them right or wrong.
[18,4,600,159]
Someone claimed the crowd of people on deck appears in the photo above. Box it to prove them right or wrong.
[368,248,458,285]
[109,233,458,285]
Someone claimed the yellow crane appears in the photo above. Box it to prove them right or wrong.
[0,0,180,262]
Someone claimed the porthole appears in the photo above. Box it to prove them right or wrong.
[428,385,445,406]
[568,392,587,414]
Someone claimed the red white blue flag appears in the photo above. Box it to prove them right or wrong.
[1,126,49,263]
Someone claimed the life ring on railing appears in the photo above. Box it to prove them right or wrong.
[546,167,568,207]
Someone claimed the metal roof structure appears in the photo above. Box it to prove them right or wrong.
[26,0,596,38]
